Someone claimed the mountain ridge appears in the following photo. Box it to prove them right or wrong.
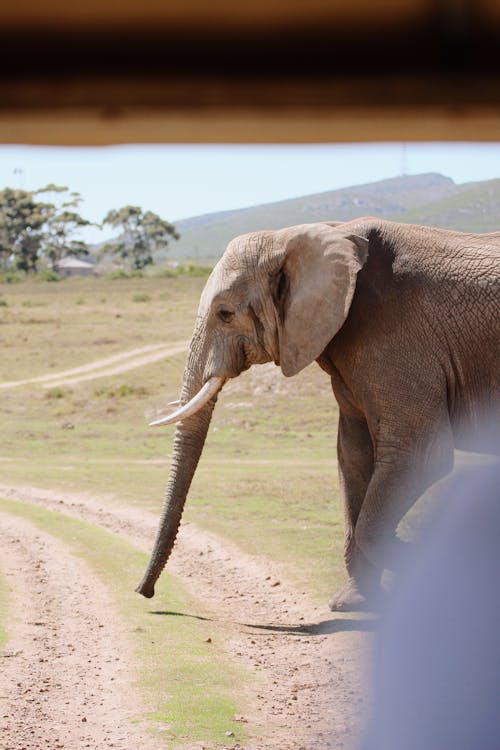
[168,172,499,259]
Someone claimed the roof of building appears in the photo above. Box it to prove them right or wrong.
[57,257,95,269]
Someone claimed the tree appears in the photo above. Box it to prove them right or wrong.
[102,206,179,270]
[0,184,92,273]
[0,188,53,272]
[36,185,92,271]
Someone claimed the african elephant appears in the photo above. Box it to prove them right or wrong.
[136,218,500,611]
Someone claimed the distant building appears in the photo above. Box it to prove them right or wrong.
[56,257,96,277]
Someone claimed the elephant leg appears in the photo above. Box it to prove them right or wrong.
[329,412,379,612]
[354,419,455,577]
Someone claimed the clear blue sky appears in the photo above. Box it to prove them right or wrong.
[1,142,499,243]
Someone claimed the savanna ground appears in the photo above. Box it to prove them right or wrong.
[0,274,381,748]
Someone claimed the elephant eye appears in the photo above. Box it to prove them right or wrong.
[217,306,235,324]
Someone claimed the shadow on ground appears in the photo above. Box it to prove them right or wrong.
[149,610,212,622]
[241,616,377,637]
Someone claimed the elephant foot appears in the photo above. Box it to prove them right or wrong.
[329,587,368,612]
[329,582,376,612]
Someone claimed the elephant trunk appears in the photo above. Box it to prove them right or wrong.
[135,407,214,597]
[136,333,217,598]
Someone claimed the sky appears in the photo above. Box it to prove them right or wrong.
[1,142,499,244]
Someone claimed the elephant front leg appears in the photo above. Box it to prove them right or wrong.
[329,413,380,612]
[353,419,455,587]
[329,535,383,611]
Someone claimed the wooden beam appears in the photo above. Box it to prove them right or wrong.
[2,105,499,146]
[1,1,499,144]
[0,0,438,33]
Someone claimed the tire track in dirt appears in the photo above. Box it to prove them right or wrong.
[0,511,158,750]
[0,484,374,750]
[0,343,188,390]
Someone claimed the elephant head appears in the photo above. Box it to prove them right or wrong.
[136,222,368,598]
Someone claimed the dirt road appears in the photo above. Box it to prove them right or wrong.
[0,483,373,750]
[0,343,188,390]
[0,511,158,750]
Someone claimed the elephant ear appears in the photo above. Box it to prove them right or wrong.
[275,224,369,377]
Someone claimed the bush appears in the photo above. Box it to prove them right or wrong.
[157,263,212,279]
[0,271,22,284]
[0,298,7,307]
[94,383,149,398]
[105,269,144,280]
[132,293,151,303]
[37,269,61,282]
[157,267,176,278]
[45,387,71,399]
[181,263,212,278]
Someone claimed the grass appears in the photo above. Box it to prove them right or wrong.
[94,382,149,398]
[402,178,500,232]
[0,496,249,747]
[45,386,71,399]
[0,274,204,381]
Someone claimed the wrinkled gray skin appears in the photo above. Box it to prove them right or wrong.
[136,219,500,610]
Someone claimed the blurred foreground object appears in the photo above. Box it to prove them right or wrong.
[363,459,500,750]
[0,0,499,143]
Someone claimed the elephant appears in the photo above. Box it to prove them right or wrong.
[136,218,500,611]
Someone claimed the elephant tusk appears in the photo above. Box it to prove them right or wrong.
[149,376,225,426]
[167,399,180,406]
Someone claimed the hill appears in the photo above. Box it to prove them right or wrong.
[402,178,500,232]
[170,173,500,259]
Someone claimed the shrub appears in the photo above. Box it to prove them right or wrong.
[132,293,151,303]
[157,268,176,278]
[45,387,71,399]
[157,263,212,279]
[0,271,22,284]
[0,298,7,307]
[181,263,212,278]
[37,269,61,282]
[22,299,47,308]
[105,269,144,280]
[94,383,149,398]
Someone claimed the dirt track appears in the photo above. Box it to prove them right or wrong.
[0,483,373,750]
[0,511,158,750]
[0,343,188,390]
